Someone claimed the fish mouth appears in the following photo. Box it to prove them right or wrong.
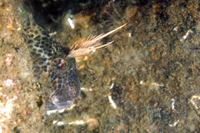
[50,80,79,105]
[47,99,74,110]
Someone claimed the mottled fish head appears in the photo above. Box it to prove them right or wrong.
[47,57,80,110]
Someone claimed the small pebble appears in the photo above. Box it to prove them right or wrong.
[86,118,99,131]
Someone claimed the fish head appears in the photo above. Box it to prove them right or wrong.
[47,57,80,110]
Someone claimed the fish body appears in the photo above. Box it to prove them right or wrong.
[21,12,80,110]
[19,3,126,112]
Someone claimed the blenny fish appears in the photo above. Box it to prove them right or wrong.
[19,5,126,111]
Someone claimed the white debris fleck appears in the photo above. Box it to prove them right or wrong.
[46,108,65,115]
[168,120,179,127]
[36,83,41,88]
[68,18,75,29]
[49,31,57,36]
[173,26,178,32]
[69,120,85,125]
[3,79,15,87]
[180,29,193,42]
[53,120,65,126]
[140,81,144,84]
[53,120,85,126]
[108,95,117,109]
[5,53,13,66]
[190,95,200,110]
[128,33,132,37]
[81,87,93,91]
[171,98,176,111]
[149,82,164,90]
[110,83,114,90]
[151,82,164,87]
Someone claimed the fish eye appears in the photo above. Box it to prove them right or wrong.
[52,58,67,71]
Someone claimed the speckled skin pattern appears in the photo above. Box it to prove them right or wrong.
[21,14,80,110]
